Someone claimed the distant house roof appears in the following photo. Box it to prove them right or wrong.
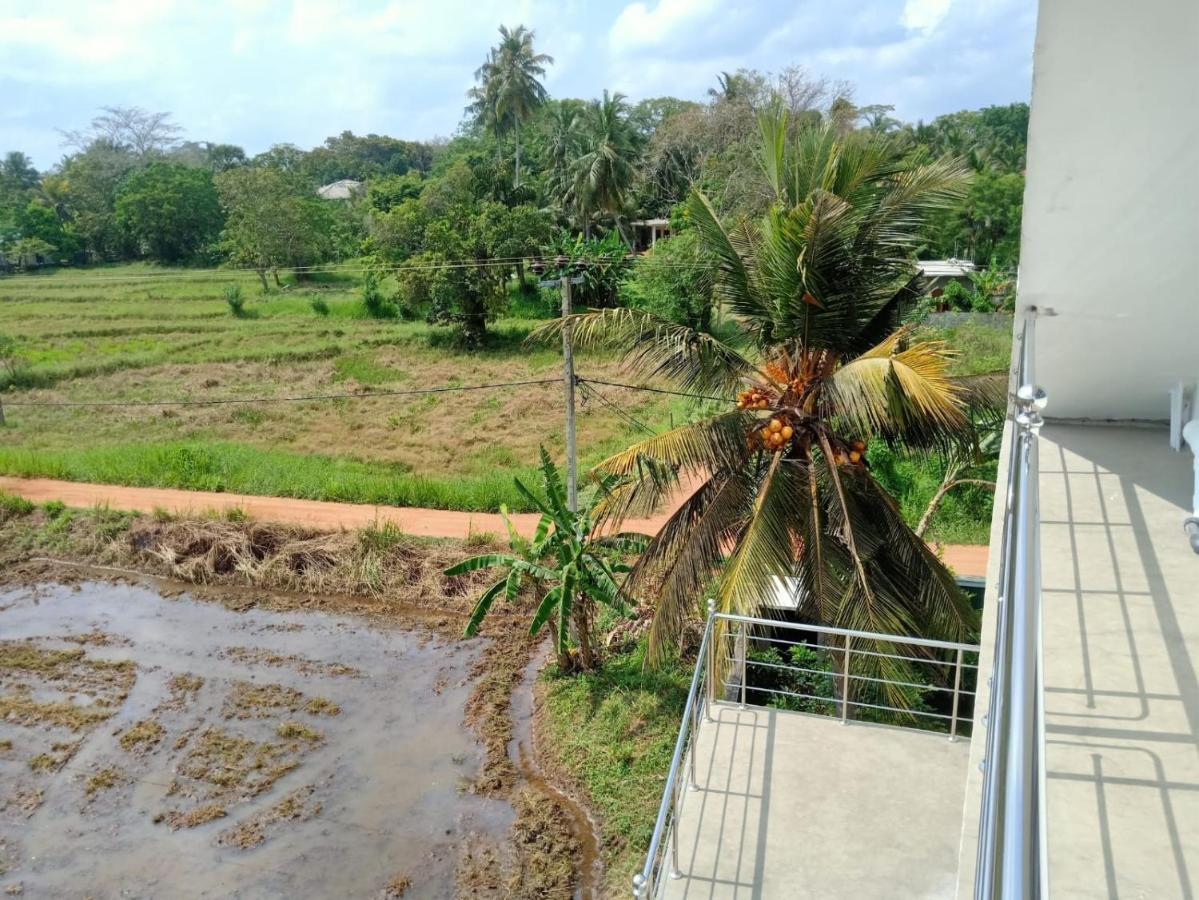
[917,259,977,278]
[316,179,363,200]
[631,218,671,227]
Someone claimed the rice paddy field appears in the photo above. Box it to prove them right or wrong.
[0,264,1012,541]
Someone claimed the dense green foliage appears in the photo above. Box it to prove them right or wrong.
[114,163,222,263]
[1,44,1028,343]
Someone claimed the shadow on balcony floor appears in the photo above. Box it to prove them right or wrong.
[1040,423,1199,900]
[661,705,969,899]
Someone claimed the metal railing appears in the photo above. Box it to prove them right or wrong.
[632,600,716,899]
[713,612,980,736]
[974,308,1049,899]
[633,604,981,897]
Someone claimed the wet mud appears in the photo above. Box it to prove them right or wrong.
[0,580,516,899]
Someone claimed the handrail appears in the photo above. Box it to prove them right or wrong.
[974,308,1048,899]
[714,611,979,653]
[632,599,716,898]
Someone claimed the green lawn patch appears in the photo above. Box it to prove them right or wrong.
[538,641,690,892]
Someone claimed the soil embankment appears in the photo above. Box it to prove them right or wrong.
[0,476,989,575]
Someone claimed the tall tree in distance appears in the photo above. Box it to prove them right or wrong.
[570,90,638,242]
[469,25,552,189]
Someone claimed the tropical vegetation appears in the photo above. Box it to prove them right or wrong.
[446,450,647,671]
[534,108,1000,666]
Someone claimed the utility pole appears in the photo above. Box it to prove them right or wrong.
[560,274,577,512]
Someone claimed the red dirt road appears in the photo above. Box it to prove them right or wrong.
[0,476,989,576]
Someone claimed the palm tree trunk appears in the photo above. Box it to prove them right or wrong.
[514,120,521,189]
[915,474,996,538]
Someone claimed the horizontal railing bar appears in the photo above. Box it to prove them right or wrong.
[722,681,962,722]
[715,611,980,653]
[741,657,977,696]
[728,632,979,668]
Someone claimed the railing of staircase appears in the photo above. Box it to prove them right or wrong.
[632,599,716,899]
[974,307,1048,899]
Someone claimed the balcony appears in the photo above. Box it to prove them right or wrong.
[635,314,1199,898]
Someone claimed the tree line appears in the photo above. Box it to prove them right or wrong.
[0,26,1028,344]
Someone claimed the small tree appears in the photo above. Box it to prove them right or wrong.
[620,231,714,330]
[215,167,329,290]
[445,449,647,671]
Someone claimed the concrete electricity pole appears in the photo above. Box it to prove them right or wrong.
[560,274,577,512]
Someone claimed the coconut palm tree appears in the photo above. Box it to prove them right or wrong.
[534,107,992,673]
[570,90,638,241]
[469,25,552,190]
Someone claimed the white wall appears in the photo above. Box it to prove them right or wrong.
[1019,0,1199,420]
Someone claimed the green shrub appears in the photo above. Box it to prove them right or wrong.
[620,232,713,330]
[310,296,331,316]
[224,284,249,318]
[361,268,398,319]
[0,490,35,520]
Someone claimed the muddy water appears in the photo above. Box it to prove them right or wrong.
[507,650,602,900]
[0,581,515,899]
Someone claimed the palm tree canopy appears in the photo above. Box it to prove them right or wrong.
[532,107,990,670]
[569,90,638,230]
[469,25,553,136]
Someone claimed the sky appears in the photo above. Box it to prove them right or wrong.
[0,0,1039,171]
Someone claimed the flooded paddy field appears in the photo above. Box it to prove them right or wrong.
[0,579,517,898]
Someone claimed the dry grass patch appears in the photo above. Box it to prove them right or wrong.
[276,721,322,742]
[84,766,122,796]
[159,802,227,830]
[221,646,360,678]
[0,695,116,732]
[118,719,164,752]
[221,682,340,720]
[216,784,321,849]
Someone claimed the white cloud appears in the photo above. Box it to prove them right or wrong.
[609,0,719,54]
[901,0,953,34]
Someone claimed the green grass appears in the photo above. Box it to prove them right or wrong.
[0,439,544,512]
[0,265,1012,537]
[539,640,690,891]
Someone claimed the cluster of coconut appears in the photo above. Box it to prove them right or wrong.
[833,440,869,465]
[757,417,794,452]
[736,388,772,410]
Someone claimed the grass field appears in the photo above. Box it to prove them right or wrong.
[0,265,1012,539]
[0,265,687,511]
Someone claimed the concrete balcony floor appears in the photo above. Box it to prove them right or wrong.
[1037,424,1199,898]
[661,706,970,899]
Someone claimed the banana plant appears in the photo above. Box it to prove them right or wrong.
[445,448,647,671]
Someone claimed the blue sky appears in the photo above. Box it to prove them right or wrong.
[0,0,1038,170]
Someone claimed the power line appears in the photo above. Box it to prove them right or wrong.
[1,378,561,409]
[576,376,728,404]
[577,378,656,436]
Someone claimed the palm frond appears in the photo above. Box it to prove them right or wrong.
[594,409,754,482]
[635,472,755,664]
[823,329,969,446]
[529,307,756,397]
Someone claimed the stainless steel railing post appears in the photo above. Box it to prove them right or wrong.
[704,599,716,722]
[669,777,681,879]
[840,633,852,724]
[738,623,748,708]
[949,647,965,741]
